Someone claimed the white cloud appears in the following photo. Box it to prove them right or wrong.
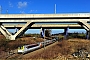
[9,1,13,7]
[18,1,27,8]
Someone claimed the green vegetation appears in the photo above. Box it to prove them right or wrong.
[57,35,64,40]
[54,32,87,40]
[69,32,86,39]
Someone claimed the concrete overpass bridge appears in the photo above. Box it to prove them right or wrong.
[2,24,83,29]
[0,13,90,40]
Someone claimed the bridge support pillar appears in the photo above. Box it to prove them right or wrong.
[86,31,90,40]
[8,35,16,40]
[0,21,32,40]
[15,28,18,34]
[14,21,32,40]
[64,27,69,40]
[0,25,13,40]
[40,28,44,38]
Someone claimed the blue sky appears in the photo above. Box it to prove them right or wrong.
[0,0,89,34]
[0,0,90,14]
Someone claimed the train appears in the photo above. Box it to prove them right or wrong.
[18,38,58,54]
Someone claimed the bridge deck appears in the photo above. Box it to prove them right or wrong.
[0,13,90,18]
[2,24,85,29]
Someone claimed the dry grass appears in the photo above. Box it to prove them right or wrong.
[0,36,44,51]
[0,34,90,59]
[68,38,90,52]
[0,35,5,39]
[21,39,90,59]
[23,40,73,59]
[0,35,44,59]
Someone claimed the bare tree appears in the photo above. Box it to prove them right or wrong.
[45,29,51,37]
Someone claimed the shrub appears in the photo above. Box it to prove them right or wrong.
[45,29,51,37]
[24,34,40,37]
[58,35,64,40]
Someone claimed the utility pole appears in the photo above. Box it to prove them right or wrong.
[40,26,45,50]
[0,6,1,14]
[44,29,45,50]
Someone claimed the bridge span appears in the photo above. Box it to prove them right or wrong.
[2,24,83,29]
[0,13,90,40]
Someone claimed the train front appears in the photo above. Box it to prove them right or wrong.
[18,46,25,54]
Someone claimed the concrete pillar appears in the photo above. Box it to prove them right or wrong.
[0,25,12,36]
[40,28,44,38]
[0,25,16,40]
[64,27,69,40]
[0,22,32,40]
[86,31,89,39]
[0,25,12,38]
[86,31,90,40]
[14,22,31,39]
[15,28,18,34]
[8,35,16,40]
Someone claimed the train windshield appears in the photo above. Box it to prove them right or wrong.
[18,46,24,50]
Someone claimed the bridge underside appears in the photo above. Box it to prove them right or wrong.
[0,13,90,40]
[5,27,84,29]
[0,22,90,40]
[0,22,89,40]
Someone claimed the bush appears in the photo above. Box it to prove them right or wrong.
[24,34,40,37]
[58,35,64,40]
[45,29,51,37]
[78,34,86,39]
[68,36,73,39]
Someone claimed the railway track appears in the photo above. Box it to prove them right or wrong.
[6,41,58,59]
[20,41,58,59]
